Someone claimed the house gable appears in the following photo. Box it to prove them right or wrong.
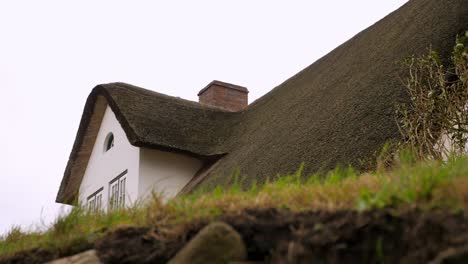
[70,100,205,209]
[57,83,232,205]
[78,105,140,208]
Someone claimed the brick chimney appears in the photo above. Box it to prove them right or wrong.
[198,80,249,111]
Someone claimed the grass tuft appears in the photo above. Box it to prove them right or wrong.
[1,154,468,258]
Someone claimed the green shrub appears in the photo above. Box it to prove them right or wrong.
[397,31,468,159]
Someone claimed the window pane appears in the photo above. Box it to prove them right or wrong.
[109,171,127,210]
[120,178,126,208]
[96,194,101,211]
[111,184,116,210]
[123,178,126,207]
[105,133,114,152]
[116,182,119,208]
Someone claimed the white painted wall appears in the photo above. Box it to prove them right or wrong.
[78,105,140,209]
[438,131,468,159]
[139,148,203,202]
[78,105,203,209]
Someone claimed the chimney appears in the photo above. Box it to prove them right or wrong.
[198,80,249,111]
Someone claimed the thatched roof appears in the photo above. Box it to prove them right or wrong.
[56,83,244,204]
[57,0,468,204]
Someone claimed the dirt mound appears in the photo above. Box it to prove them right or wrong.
[96,209,468,264]
[3,208,468,263]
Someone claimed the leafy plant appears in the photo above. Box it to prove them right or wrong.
[397,31,468,159]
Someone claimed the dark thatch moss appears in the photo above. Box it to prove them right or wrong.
[198,0,468,190]
[57,0,468,204]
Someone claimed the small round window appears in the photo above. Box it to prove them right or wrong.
[104,133,114,152]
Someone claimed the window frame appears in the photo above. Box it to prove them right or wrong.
[87,187,104,213]
[104,132,115,152]
[108,169,128,210]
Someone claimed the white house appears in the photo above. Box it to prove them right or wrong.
[56,0,465,212]
[56,81,249,211]
[79,105,204,211]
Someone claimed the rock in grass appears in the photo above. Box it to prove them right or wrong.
[45,250,101,264]
[168,222,247,264]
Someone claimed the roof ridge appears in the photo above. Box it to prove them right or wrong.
[105,82,236,112]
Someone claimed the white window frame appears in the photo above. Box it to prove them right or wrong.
[87,187,103,213]
[109,170,127,210]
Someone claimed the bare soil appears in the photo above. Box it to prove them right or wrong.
[3,208,468,264]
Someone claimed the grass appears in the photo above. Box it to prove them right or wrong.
[1,154,468,259]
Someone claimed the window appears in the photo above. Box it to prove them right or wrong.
[109,170,127,210]
[104,132,114,152]
[87,187,103,213]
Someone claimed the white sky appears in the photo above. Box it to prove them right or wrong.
[0,0,408,235]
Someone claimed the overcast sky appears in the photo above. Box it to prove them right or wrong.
[0,0,408,235]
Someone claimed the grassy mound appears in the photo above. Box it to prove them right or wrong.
[1,155,468,262]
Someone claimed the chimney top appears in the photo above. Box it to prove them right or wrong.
[198,80,249,96]
[198,80,249,111]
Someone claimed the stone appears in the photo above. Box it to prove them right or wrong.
[45,250,102,264]
[168,222,247,264]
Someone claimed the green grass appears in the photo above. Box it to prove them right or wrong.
[1,154,468,258]
[0,206,147,259]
